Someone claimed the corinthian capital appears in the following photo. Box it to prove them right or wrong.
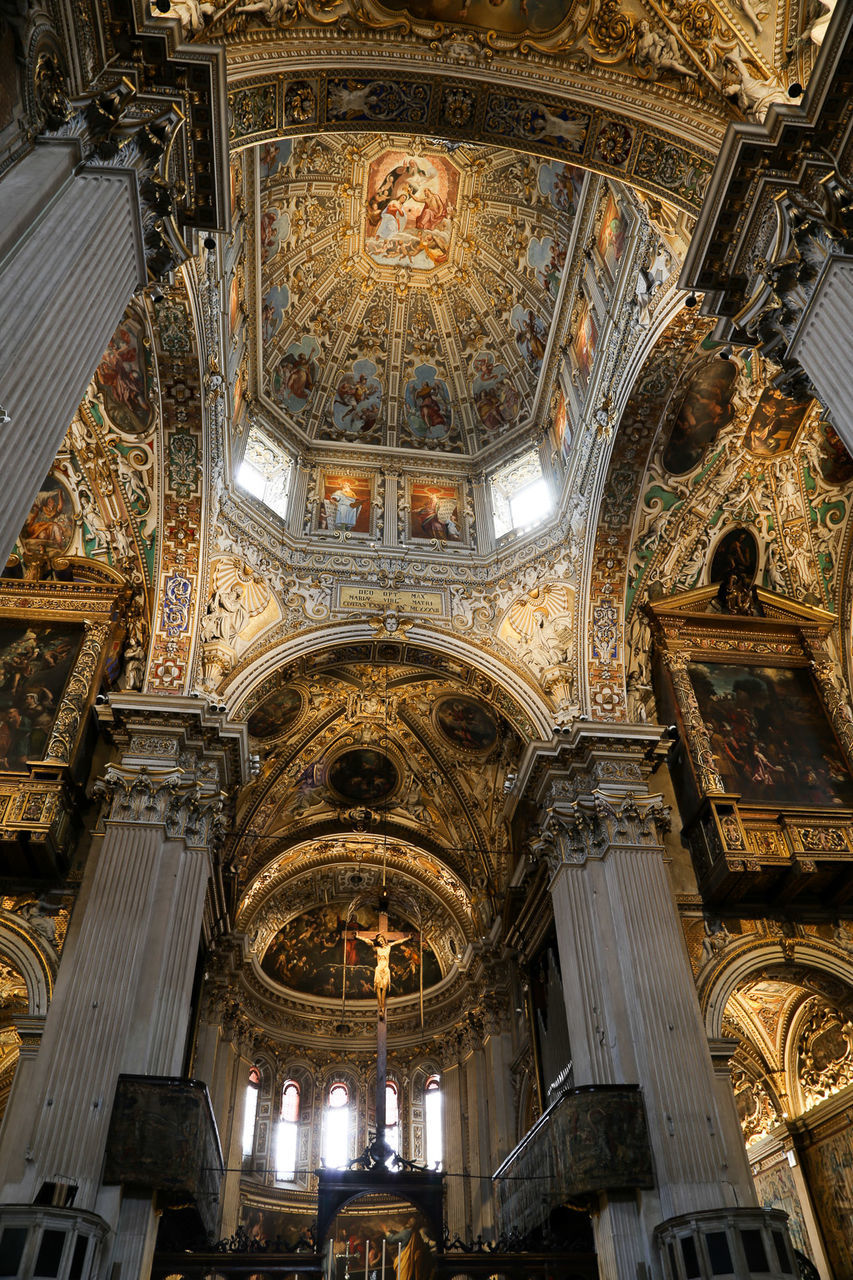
[534,790,671,870]
[94,764,226,852]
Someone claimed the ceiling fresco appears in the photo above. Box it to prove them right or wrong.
[229,649,525,895]
[254,134,584,456]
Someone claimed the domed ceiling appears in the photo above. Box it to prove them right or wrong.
[253,133,584,457]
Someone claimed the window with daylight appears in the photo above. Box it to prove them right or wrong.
[242,1066,260,1159]
[385,1081,399,1165]
[237,423,293,520]
[323,1082,351,1170]
[275,1079,300,1181]
[490,447,552,538]
[425,1075,443,1170]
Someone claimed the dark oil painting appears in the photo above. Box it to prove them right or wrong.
[663,359,737,475]
[434,695,498,753]
[743,388,809,457]
[247,686,302,740]
[815,421,853,486]
[688,662,853,807]
[240,1204,316,1250]
[328,1203,437,1280]
[709,528,758,586]
[328,749,399,804]
[0,622,84,771]
[261,904,441,998]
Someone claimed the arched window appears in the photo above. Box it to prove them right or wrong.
[425,1075,443,1170]
[385,1080,399,1166]
[242,1066,261,1160]
[323,1082,351,1170]
[276,1079,300,1181]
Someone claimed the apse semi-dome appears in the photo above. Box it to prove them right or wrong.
[259,902,443,999]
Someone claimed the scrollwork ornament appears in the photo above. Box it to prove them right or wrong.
[587,0,634,60]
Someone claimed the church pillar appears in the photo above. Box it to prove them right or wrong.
[0,140,147,565]
[787,257,853,451]
[0,695,247,1280]
[442,1056,468,1240]
[523,725,790,1279]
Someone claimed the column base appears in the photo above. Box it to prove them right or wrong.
[655,1206,798,1280]
[0,1205,109,1280]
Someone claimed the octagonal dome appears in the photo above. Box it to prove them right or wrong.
[253,132,584,458]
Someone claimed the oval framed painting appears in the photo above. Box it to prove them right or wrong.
[246,685,303,740]
[434,695,499,754]
[327,748,399,805]
[709,527,758,586]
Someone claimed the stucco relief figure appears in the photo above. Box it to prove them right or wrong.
[721,51,789,123]
[732,0,764,33]
[634,21,697,80]
[354,930,411,1020]
[200,584,248,645]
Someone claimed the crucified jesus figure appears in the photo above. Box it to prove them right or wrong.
[354,929,410,1020]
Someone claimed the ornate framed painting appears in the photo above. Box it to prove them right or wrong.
[406,477,468,546]
[647,587,853,903]
[313,468,378,539]
[0,575,122,875]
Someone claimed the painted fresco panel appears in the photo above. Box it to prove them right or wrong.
[20,476,75,553]
[94,314,155,437]
[688,662,853,807]
[260,903,441,998]
[743,388,810,457]
[663,359,737,475]
[328,748,398,803]
[372,0,574,35]
[364,151,458,271]
[320,474,373,534]
[709,528,759,585]
[0,622,84,771]
[596,191,627,279]
[572,302,597,386]
[434,695,498,753]
[247,686,302,739]
[327,1205,437,1280]
[409,483,462,542]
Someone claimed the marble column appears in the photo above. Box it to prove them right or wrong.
[0,140,147,565]
[522,725,767,1279]
[0,695,247,1280]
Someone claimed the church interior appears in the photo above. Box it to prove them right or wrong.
[1,1,853,1278]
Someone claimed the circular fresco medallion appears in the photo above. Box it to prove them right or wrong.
[327,748,398,804]
[247,686,302,740]
[434,695,498,753]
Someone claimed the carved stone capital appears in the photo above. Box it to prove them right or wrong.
[534,789,671,870]
[94,763,226,853]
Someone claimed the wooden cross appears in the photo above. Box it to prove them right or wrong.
[344,894,410,1161]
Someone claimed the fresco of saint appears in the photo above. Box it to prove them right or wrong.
[364,152,459,272]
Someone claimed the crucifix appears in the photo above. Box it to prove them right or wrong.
[346,891,410,1160]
